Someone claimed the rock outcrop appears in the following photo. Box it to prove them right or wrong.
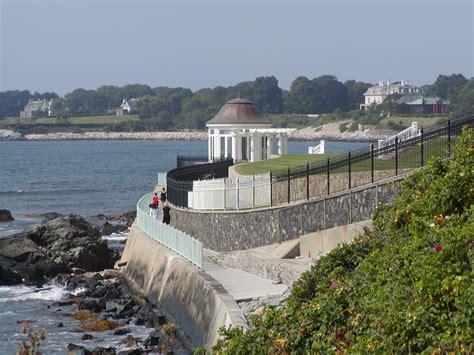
[0,209,14,222]
[0,215,117,285]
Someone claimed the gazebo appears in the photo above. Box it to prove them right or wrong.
[206,98,294,162]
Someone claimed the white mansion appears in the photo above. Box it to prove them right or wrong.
[360,80,420,110]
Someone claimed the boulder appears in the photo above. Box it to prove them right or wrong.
[0,215,117,284]
[143,330,163,347]
[0,265,22,285]
[0,209,14,222]
[97,222,115,236]
[119,335,141,348]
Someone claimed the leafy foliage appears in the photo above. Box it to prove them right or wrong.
[214,129,474,354]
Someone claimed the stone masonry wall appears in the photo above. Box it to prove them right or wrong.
[171,175,404,252]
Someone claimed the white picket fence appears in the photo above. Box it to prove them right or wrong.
[378,122,420,150]
[137,193,202,268]
[308,140,325,154]
[188,173,271,210]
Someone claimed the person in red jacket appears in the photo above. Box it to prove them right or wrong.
[152,192,159,208]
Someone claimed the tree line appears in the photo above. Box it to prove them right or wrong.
[0,73,472,130]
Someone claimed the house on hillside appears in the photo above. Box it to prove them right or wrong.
[20,99,53,118]
[116,98,139,116]
[360,80,420,110]
[401,95,450,114]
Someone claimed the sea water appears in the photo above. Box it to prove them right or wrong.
[0,139,367,352]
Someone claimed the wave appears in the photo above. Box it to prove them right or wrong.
[0,283,71,303]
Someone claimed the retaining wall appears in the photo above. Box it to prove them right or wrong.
[120,223,247,351]
[171,174,405,252]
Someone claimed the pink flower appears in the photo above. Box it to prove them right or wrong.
[435,245,443,252]
[329,282,337,289]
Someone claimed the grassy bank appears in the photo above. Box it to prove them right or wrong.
[214,129,474,354]
[235,136,450,176]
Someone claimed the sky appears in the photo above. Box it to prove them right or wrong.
[1,0,473,95]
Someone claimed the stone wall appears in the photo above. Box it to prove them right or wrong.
[170,174,405,252]
[272,168,411,206]
[120,223,247,351]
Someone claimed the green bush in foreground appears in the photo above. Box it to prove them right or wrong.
[214,129,474,354]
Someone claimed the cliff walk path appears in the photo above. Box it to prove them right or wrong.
[203,249,288,302]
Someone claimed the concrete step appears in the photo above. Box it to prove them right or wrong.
[203,261,288,302]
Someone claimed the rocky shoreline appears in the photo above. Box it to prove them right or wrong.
[0,213,188,354]
[1,122,394,142]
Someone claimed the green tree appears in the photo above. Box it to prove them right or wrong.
[251,76,284,114]
[452,78,474,117]
[424,73,468,102]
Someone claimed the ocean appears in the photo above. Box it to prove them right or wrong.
[0,139,367,353]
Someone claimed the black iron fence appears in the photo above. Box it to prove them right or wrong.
[270,115,473,205]
[167,159,234,208]
[167,115,473,209]
[176,155,209,168]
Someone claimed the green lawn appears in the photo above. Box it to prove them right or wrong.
[235,154,335,175]
[235,137,451,176]
[377,115,446,129]
[67,115,138,125]
[0,115,138,127]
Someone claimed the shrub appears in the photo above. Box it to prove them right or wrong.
[214,128,474,354]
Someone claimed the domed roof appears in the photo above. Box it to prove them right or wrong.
[206,98,271,125]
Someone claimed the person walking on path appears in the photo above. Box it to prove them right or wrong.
[162,202,171,225]
[149,203,158,220]
[160,187,167,203]
[152,192,159,208]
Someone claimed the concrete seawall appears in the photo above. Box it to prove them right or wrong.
[120,222,247,351]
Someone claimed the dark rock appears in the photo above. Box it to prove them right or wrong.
[78,300,102,313]
[0,215,117,283]
[91,346,116,355]
[113,327,130,335]
[68,343,84,350]
[117,349,143,355]
[143,330,163,347]
[0,265,22,285]
[120,335,140,348]
[97,222,115,236]
[157,315,167,326]
[82,333,94,340]
[57,322,64,328]
[0,209,14,222]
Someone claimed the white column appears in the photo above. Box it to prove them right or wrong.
[208,130,212,161]
[224,136,229,158]
[250,134,255,162]
[277,135,283,155]
[282,135,288,155]
[214,129,220,160]
[266,135,272,159]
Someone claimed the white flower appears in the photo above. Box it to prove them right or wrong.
[429,223,435,227]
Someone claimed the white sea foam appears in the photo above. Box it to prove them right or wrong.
[0,284,68,303]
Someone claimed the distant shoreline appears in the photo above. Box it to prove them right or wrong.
[1,123,393,143]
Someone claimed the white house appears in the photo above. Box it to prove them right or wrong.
[20,99,53,118]
[360,80,420,110]
[206,98,294,162]
[116,98,139,116]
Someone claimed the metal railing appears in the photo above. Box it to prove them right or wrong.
[308,140,325,154]
[164,115,473,210]
[157,172,167,187]
[167,159,234,208]
[136,193,202,268]
[378,122,419,149]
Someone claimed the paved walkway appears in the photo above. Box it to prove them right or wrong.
[203,257,288,302]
